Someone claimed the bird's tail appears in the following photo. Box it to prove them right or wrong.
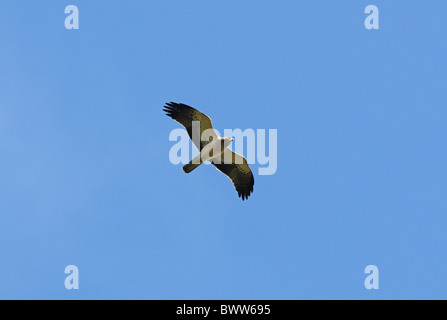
[183,154,202,173]
[183,163,200,173]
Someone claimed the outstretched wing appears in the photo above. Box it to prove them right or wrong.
[211,149,255,200]
[163,102,218,151]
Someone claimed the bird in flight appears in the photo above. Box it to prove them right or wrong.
[163,102,254,200]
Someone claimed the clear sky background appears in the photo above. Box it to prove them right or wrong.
[0,1,446,299]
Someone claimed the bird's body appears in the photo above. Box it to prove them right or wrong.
[163,102,254,200]
[183,137,234,173]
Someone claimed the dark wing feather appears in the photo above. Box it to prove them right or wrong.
[163,102,217,151]
[212,149,255,200]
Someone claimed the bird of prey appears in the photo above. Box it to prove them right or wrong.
[163,102,254,200]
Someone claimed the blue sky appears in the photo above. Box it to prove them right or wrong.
[0,1,446,299]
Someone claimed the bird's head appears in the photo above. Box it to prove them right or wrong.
[221,137,234,147]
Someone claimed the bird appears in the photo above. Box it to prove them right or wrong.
[163,102,254,200]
